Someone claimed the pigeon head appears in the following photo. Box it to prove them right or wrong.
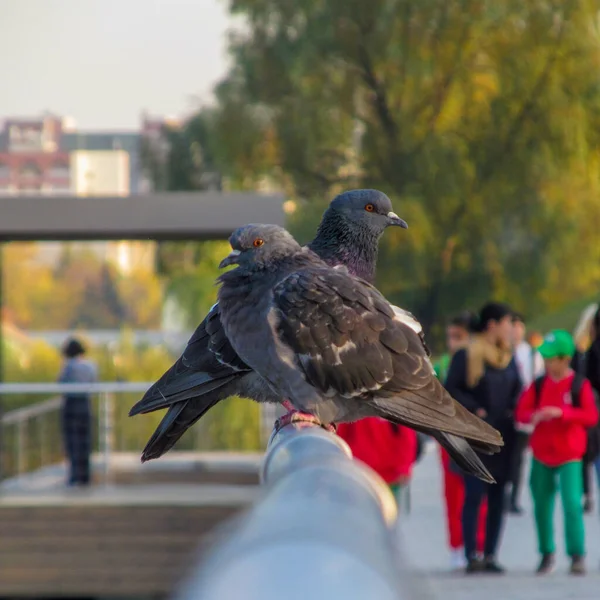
[219,224,302,271]
[309,189,407,282]
[327,189,407,233]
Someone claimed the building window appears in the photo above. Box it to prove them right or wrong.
[49,163,70,179]
[20,163,42,179]
[9,125,44,152]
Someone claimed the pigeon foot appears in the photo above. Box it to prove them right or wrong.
[274,407,337,434]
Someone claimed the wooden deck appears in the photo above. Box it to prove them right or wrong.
[0,453,262,598]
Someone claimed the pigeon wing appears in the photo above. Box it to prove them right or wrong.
[273,268,503,450]
[183,303,251,373]
[129,304,249,417]
[272,268,410,398]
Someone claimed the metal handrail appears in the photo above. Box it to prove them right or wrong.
[1,396,62,425]
[0,382,153,395]
[0,381,153,484]
[175,423,409,600]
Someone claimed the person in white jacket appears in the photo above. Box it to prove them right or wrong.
[508,313,544,514]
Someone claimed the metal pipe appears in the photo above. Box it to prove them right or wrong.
[0,381,153,395]
[0,241,4,480]
[101,392,115,486]
[174,423,410,600]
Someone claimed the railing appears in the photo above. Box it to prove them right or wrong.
[175,422,411,600]
[0,382,153,483]
[0,382,278,484]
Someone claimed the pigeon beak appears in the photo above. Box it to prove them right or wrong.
[219,249,241,269]
[387,211,408,229]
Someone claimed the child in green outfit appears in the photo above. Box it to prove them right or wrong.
[516,330,599,575]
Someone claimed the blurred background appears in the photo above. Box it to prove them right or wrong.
[2,1,600,599]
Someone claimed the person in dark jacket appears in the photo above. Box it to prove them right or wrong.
[59,337,98,487]
[583,306,600,509]
[445,302,522,574]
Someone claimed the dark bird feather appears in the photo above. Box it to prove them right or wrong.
[130,190,403,461]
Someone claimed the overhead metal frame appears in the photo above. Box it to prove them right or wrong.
[0,191,286,479]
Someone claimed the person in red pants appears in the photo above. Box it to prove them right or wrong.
[338,418,417,512]
[440,445,488,569]
[434,311,487,569]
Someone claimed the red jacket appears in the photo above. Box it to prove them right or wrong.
[337,418,417,484]
[515,371,599,467]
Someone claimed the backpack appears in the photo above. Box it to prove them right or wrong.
[532,374,584,408]
[533,373,600,460]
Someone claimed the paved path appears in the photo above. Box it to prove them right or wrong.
[398,446,600,600]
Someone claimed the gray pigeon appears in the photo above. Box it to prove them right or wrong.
[216,224,504,483]
[130,190,407,459]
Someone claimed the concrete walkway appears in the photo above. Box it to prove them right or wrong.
[399,446,600,600]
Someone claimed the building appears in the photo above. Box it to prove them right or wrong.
[62,130,142,193]
[0,113,157,274]
[0,114,71,196]
[70,150,130,196]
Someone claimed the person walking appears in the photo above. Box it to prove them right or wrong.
[571,303,600,513]
[434,311,487,570]
[445,302,522,574]
[581,305,600,511]
[58,337,98,487]
[516,330,598,575]
[508,313,544,514]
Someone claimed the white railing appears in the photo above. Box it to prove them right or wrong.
[0,382,152,483]
[0,381,275,483]
[175,422,410,600]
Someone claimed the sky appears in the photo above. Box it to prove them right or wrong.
[0,0,233,129]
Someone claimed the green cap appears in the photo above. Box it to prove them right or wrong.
[538,329,575,359]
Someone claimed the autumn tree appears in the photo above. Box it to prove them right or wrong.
[207,0,600,339]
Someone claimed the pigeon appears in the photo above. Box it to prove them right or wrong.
[130,190,407,460]
[216,224,504,483]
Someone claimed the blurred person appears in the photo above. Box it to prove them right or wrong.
[445,302,522,574]
[434,311,487,570]
[58,337,98,487]
[508,313,544,515]
[516,330,598,575]
[513,314,545,388]
[337,418,417,512]
[570,303,600,513]
[528,331,544,351]
[433,311,476,382]
[580,305,600,512]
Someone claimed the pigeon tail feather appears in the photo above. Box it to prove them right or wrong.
[433,432,496,484]
[129,372,237,416]
[140,396,221,462]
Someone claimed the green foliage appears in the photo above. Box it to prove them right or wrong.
[156,240,230,329]
[1,329,262,472]
[202,0,600,346]
[4,242,163,330]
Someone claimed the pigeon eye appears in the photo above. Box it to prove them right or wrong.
[365,204,375,212]
[253,238,264,248]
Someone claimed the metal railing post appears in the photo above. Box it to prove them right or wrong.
[174,423,410,600]
[17,420,26,476]
[101,392,114,486]
[38,414,47,468]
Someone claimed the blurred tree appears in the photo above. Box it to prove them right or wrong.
[116,269,164,329]
[4,243,162,331]
[159,240,231,328]
[141,114,234,327]
[206,0,600,341]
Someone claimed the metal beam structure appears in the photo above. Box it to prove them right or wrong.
[0,191,285,480]
[0,192,286,241]
[175,424,413,600]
